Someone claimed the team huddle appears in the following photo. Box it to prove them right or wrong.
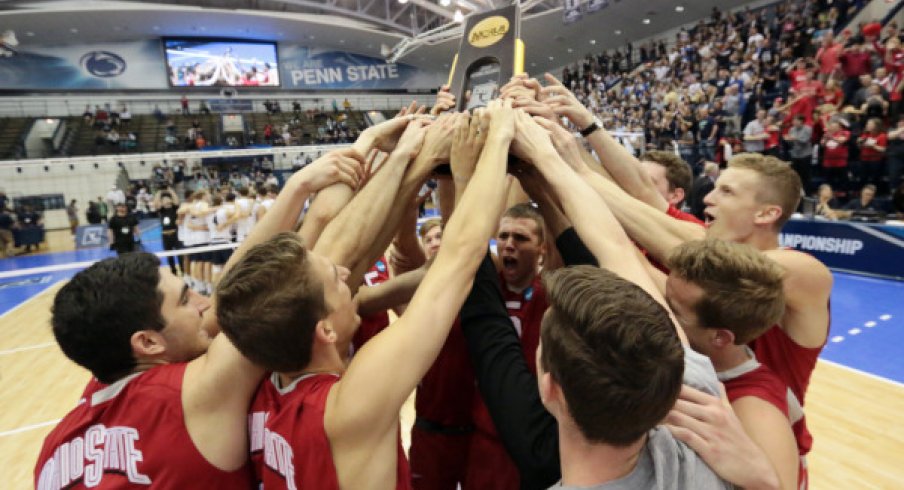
[35,73,831,490]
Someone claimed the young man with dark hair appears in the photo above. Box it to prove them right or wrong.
[35,148,365,489]
[221,101,515,490]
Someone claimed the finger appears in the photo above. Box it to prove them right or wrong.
[664,407,712,437]
[439,84,450,93]
[677,384,722,406]
[543,72,565,87]
[662,423,710,455]
[415,104,427,115]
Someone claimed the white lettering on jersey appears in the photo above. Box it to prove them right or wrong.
[37,424,151,489]
[250,411,297,490]
[363,271,380,287]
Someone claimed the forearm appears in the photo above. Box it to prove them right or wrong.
[298,184,355,248]
[460,253,560,486]
[314,153,409,272]
[585,129,667,210]
[389,205,427,275]
[582,169,705,262]
[355,267,426,317]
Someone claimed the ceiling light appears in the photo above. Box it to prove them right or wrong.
[614,30,622,35]
[339,39,345,44]
[399,0,409,4]
[70,28,78,34]
[26,31,34,37]
[567,48,573,53]
[440,0,451,6]
[152,26,160,31]
[453,9,464,22]
[642,19,651,24]
[531,62,536,67]
[675,6,685,12]
[548,56,554,61]
[590,39,597,44]
[309,35,316,40]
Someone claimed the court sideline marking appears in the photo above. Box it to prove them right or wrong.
[0,419,62,438]
[0,342,55,356]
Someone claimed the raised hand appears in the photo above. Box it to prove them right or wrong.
[418,113,459,165]
[396,100,428,117]
[361,113,423,153]
[540,73,594,129]
[392,117,432,160]
[431,85,457,116]
[299,148,367,191]
[533,117,588,173]
[510,97,558,122]
[450,110,488,182]
[500,74,542,102]
[511,109,556,164]
[483,98,516,143]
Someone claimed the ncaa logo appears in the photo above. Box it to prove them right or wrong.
[81,228,104,246]
[80,51,127,78]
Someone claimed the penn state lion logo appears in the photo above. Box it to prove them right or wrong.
[80,51,127,78]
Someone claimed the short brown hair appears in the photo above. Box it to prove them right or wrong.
[539,266,684,446]
[502,203,546,244]
[642,150,693,197]
[216,232,327,372]
[667,239,786,344]
[418,218,443,239]
[728,153,801,229]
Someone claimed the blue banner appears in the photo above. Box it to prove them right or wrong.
[779,219,904,280]
[279,46,432,90]
[0,41,168,90]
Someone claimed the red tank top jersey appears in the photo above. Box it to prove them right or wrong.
[35,364,253,490]
[472,274,548,436]
[353,257,392,350]
[248,373,411,490]
[719,357,809,488]
[415,318,476,427]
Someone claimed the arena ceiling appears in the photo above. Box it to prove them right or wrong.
[0,0,767,76]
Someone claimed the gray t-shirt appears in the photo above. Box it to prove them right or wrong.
[549,348,733,490]
[743,120,766,152]
[787,125,813,159]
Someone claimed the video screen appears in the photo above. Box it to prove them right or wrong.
[164,39,280,87]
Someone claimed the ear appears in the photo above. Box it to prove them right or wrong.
[130,330,167,358]
[314,319,338,345]
[712,328,737,348]
[754,204,782,226]
[670,187,686,206]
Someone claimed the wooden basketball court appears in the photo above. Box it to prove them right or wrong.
[2,279,903,488]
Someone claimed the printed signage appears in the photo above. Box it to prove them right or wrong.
[780,219,904,279]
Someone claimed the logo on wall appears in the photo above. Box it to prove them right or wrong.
[80,51,127,78]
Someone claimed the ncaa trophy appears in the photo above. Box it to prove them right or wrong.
[448,4,524,111]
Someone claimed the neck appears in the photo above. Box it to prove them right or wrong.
[558,421,646,486]
[506,275,535,294]
[707,345,753,372]
[278,347,344,387]
[739,229,780,251]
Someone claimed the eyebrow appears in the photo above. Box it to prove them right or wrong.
[178,284,189,305]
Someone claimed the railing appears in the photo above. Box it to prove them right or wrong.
[0,93,437,119]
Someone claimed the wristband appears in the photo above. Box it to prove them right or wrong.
[579,117,603,137]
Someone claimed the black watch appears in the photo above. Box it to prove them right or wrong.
[579,117,602,137]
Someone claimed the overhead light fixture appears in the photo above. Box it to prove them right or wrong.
[453,9,464,22]
[567,48,573,53]
[440,0,451,6]
[614,30,622,35]
[399,0,409,4]
[590,39,597,44]
[675,6,685,12]
[548,56,554,61]
[642,19,651,24]
[70,28,78,34]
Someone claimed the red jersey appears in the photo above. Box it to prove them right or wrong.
[821,87,843,106]
[415,318,476,427]
[720,356,810,489]
[352,257,392,350]
[35,364,253,490]
[790,81,823,124]
[248,373,411,490]
[788,69,808,91]
[821,130,850,167]
[859,133,888,162]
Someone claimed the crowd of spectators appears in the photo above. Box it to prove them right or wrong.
[560,0,903,215]
[83,104,138,153]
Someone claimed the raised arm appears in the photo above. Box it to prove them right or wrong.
[327,99,512,439]
[541,73,669,212]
